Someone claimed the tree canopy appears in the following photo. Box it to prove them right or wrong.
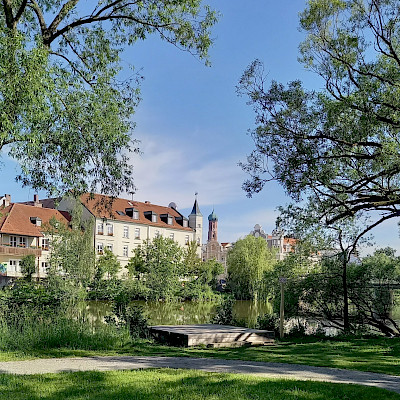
[0,0,217,196]
[238,0,400,234]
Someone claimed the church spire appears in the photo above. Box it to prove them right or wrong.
[190,192,202,216]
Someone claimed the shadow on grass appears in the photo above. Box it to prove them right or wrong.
[0,370,398,400]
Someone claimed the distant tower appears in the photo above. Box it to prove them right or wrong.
[188,193,203,246]
[207,209,218,242]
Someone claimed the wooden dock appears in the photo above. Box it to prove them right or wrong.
[150,324,275,347]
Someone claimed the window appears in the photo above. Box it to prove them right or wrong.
[9,260,19,272]
[123,245,129,257]
[106,244,113,252]
[185,235,189,245]
[155,230,160,238]
[197,223,201,228]
[107,224,113,236]
[42,238,49,251]
[134,228,140,239]
[197,237,200,245]
[97,243,104,255]
[169,233,174,241]
[18,237,26,248]
[41,262,48,272]
[97,223,104,235]
[123,226,129,238]
[10,236,17,247]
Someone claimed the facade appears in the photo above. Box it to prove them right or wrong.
[202,209,231,275]
[250,224,296,260]
[56,193,203,272]
[0,194,70,282]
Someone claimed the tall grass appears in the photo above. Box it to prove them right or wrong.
[0,312,130,352]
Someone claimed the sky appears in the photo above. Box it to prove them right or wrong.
[1,0,399,254]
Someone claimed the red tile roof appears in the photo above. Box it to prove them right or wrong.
[0,203,70,237]
[80,194,194,232]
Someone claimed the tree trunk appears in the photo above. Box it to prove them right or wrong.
[342,260,349,332]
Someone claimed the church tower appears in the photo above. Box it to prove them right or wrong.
[207,209,218,242]
[188,193,203,246]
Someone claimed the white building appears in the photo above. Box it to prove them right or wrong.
[56,193,203,271]
[250,224,296,260]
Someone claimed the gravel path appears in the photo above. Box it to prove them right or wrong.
[0,356,399,394]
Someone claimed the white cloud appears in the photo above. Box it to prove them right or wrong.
[127,133,247,209]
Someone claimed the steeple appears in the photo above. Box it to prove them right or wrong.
[207,208,218,242]
[190,192,202,216]
[188,192,203,247]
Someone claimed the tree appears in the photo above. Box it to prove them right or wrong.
[227,235,277,301]
[19,254,36,281]
[46,204,95,289]
[0,1,217,196]
[237,0,400,236]
[96,249,121,280]
[283,248,400,337]
[129,236,185,300]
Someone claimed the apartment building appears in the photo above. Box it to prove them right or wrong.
[0,195,70,282]
[56,193,203,269]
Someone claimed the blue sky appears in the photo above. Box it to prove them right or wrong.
[1,0,399,253]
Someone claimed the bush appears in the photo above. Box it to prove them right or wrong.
[212,296,237,325]
[256,313,279,336]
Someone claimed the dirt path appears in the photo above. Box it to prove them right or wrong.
[0,356,398,394]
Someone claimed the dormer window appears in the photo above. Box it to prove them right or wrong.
[161,214,174,225]
[144,211,157,223]
[30,217,42,227]
[175,216,189,227]
[125,207,139,219]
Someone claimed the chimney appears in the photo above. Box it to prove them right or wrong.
[3,194,10,207]
[33,194,42,208]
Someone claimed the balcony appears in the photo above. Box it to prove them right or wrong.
[0,245,42,257]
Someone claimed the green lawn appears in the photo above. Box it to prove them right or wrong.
[0,369,398,400]
[0,336,399,376]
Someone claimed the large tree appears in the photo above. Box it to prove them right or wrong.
[227,235,277,301]
[0,0,217,195]
[237,0,400,235]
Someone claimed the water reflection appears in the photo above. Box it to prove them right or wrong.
[86,300,272,327]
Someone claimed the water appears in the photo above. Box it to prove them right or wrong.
[86,300,272,327]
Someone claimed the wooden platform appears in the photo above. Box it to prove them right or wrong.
[150,324,275,347]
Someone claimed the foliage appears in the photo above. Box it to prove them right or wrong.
[106,296,149,340]
[96,249,121,280]
[212,295,236,326]
[183,259,223,301]
[45,204,95,296]
[281,248,400,337]
[19,254,36,281]
[256,313,280,337]
[227,235,277,300]
[237,0,400,238]
[129,236,185,300]
[0,1,218,196]
[88,278,149,301]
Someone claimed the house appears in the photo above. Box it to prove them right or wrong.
[0,194,70,283]
[250,224,296,260]
[55,193,203,271]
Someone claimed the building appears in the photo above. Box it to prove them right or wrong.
[202,209,231,275]
[250,224,296,260]
[56,193,203,271]
[0,194,70,283]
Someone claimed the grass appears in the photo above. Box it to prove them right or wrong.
[0,336,399,376]
[0,369,398,400]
